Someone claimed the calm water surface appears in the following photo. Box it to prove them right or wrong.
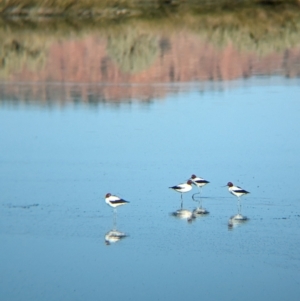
[0,7,300,292]
[0,28,300,300]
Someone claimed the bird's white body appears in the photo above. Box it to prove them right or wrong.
[105,193,129,208]
[170,181,193,193]
[228,184,249,198]
[190,175,210,188]
[170,180,193,208]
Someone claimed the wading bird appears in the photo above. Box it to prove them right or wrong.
[105,193,130,227]
[105,193,130,211]
[190,174,210,213]
[226,182,249,214]
[169,180,193,208]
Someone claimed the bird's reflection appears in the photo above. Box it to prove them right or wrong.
[105,229,127,245]
[228,214,249,230]
[192,193,209,215]
[104,211,128,245]
[171,208,195,223]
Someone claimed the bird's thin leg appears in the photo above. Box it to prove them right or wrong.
[237,198,241,214]
[192,186,203,208]
[198,186,203,208]
[113,208,117,230]
[181,193,183,209]
[192,187,201,207]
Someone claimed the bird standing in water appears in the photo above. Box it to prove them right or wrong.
[226,182,249,214]
[169,180,193,208]
[105,193,129,227]
[190,174,210,212]
[105,193,129,211]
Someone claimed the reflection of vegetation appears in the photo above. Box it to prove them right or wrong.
[0,1,299,57]
[205,25,300,55]
[0,83,157,107]
[189,5,300,55]
[1,1,299,106]
[0,0,300,78]
[0,35,47,78]
[107,30,158,73]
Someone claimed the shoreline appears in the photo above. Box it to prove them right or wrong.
[0,0,299,20]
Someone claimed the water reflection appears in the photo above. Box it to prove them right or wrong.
[104,211,129,245]
[171,209,195,223]
[228,214,249,230]
[1,7,300,105]
[191,194,209,215]
[105,229,128,245]
[107,30,159,74]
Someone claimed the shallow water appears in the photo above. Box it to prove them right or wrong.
[1,76,300,301]
[1,21,300,300]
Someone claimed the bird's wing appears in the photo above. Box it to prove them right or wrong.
[234,186,249,194]
[108,195,121,201]
[111,198,129,204]
[170,183,185,189]
[195,179,209,184]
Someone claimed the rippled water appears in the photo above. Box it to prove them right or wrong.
[1,23,300,301]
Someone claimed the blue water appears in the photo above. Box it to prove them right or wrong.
[0,77,300,301]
